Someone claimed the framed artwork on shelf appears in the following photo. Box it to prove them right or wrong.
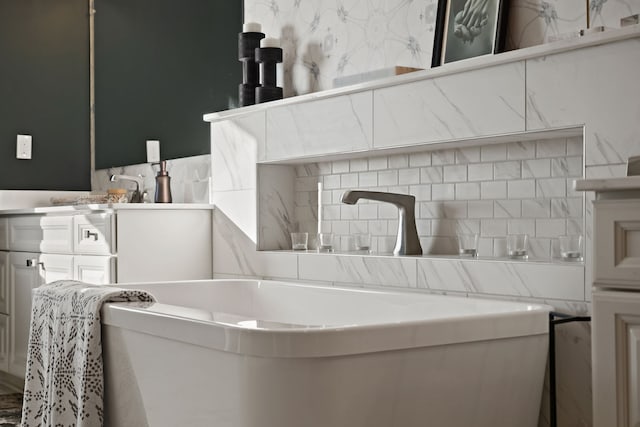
[431,0,510,67]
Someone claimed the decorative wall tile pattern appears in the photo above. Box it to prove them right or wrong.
[244,0,638,95]
[294,136,583,259]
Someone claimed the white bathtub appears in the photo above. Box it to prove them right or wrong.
[101,279,550,427]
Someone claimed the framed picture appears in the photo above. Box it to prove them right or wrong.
[431,0,510,67]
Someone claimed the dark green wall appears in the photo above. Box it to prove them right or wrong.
[95,0,242,169]
[0,0,91,190]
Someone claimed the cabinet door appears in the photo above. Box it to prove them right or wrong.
[0,313,8,373]
[9,252,42,378]
[74,255,114,285]
[0,252,8,315]
[593,290,640,427]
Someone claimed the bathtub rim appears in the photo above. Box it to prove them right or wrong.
[101,279,552,358]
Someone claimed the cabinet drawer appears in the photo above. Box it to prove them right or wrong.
[9,216,73,253]
[0,218,7,251]
[594,200,640,286]
[73,214,115,255]
[74,255,115,285]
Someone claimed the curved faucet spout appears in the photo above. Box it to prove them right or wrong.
[341,190,422,256]
[109,174,144,203]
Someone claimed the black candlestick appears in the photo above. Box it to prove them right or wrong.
[238,24,264,107]
[255,40,283,104]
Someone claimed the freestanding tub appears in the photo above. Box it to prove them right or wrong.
[101,279,550,427]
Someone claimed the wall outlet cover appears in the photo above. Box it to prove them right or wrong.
[17,134,32,159]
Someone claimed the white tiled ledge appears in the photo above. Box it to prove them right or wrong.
[254,251,586,301]
[203,25,640,123]
[575,175,640,192]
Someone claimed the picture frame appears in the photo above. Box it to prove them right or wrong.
[431,0,510,67]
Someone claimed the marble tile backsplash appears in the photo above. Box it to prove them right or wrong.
[93,154,212,204]
[294,136,584,259]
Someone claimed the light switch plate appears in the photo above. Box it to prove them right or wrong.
[146,140,160,163]
[16,135,32,159]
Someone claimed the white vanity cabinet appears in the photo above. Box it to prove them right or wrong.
[576,177,640,427]
[0,205,213,380]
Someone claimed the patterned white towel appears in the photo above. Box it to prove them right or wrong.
[21,280,155,427]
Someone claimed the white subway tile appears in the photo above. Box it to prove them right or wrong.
[481,144,507,162]
[456,219,481,234]
[566,137,583,156]
[481,181,507,199]
[420,202,445,218]
[349,221,369,234]
[522,159,551,178]
[551,198,583,218]
[379,203,399,219]
[340,204,359,220]
[536,218,566,238]
[378,170,399,186]
[323,174,341,189]
[340,173,358,188]
[477,237,494,257]
[409,152,431,167]
[566,218,584,236]
[536,178,566,198]
[323,205,340,220]
[410,184,431,201]
[493,237,507,257]
[332,221,350,235]
[431,149,456,165]
[295,163,320,178]
[349,158,368,172]
[443,201,468,218]
[507,180,535,199]
[528,238,551,260]
[359,171,378,187]
[358,204,378,219]
[399,168,421,185]
[494,200,521,218]
[521,199,551,218]
[507,141,536,160]
[507,219,535,235]
[416,219,431,235]
[551,157,582,177]
[443,165,467,182]
[467,200,494,218]
[455,147,481,164]
[330,189,343,204]
[455,182,480,200]
[332,160,350,174]
[388,185,409,195]
[468,163,493,181]
[431,219,458,236]
[369,220,388,235]
[389,154,409,169]
[420,166,443,183]
[317,162,332,175]
[536,139,566,158]
[432,183,455,200]
[368,156,388,170]
[422,236,458,255]
[494,161,521,180]
[481,219,507,237]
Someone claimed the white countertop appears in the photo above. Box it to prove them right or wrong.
[0,203,214,216]
[574,176,640,192]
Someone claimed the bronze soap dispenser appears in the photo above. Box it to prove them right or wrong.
[154,160,172,203]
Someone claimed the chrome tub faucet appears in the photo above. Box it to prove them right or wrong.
[341,190,422,256]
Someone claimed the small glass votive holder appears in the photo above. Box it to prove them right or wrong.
[290,232,308,251]
[507,234,529,259]
[559,235,583,262]
[355,233,372,253]
[317,232,334,252]
[457,233,479,257]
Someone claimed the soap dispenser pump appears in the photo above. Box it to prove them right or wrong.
[154,160,172,203]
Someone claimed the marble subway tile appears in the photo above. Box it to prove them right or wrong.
[409,152,431,167]
[481,181,507,199]
[522,158,551,178]
[443,165,468,183]
[468,163,493,181]
[455,147,481,164]
[420,166,444,183]
[455,182,480,200]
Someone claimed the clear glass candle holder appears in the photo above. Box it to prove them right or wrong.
[317,232,334,252]
[355,233,372,253]
[559,235,583,262]
[290,232,308,251]
[507,234,529,259]
[457,233,479,257]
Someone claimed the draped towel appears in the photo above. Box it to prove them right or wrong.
[21,280,155,427]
